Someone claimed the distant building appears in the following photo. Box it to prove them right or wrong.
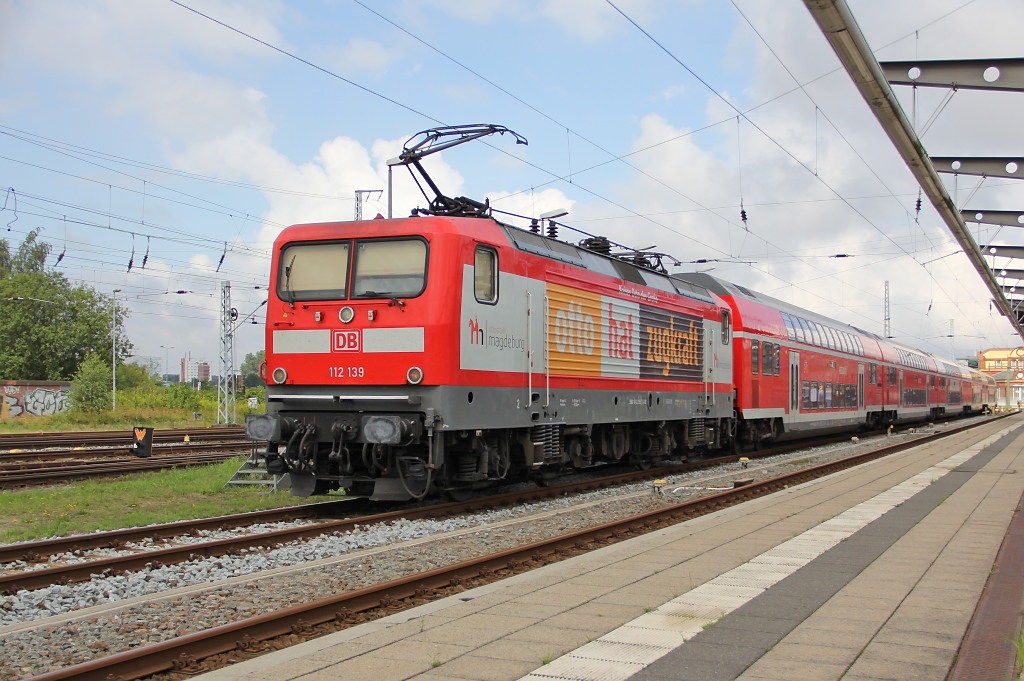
[978,348,1024,405]
[180,358,212,383]
[130,356,162,376]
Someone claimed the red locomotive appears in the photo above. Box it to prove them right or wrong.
[245,125,994,500]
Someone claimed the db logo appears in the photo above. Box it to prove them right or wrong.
[333,330,361,352]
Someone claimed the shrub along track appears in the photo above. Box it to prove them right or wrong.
[16,412,1010,681]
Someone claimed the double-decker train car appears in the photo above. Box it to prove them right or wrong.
[247,214,736,500]
[244,125,995,499]
[675,273,995,446]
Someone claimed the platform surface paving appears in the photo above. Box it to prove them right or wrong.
[196,415,1024,681]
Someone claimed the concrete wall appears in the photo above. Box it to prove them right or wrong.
[0,381,71,418]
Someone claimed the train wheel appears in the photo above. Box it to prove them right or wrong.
[630,455,652,471]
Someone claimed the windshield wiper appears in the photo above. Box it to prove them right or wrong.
[357,291,406,309]
[284,255,296,308]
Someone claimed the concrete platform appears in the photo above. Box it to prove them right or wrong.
[195,415,1024,681]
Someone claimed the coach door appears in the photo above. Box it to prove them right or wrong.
[790,351,800,413]
[858,364,864,410]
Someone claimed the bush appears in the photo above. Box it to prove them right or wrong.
[165,382,201,411]
[69,355,111,413]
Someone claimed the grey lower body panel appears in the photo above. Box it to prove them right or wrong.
[266,383,734,431]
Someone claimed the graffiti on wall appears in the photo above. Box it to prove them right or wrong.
[1,383,71,418]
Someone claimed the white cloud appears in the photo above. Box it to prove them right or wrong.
[318,38,399,77]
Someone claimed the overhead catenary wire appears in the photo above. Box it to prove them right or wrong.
[0,125,356,202]
[164,0,991,351]
[611,0,990,345]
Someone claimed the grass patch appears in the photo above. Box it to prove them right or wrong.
[0,457,339,544]
[541,654,553,665]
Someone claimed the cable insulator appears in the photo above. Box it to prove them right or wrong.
[740,208,747,224]
[547,222,558,239]
[530,219,540,234]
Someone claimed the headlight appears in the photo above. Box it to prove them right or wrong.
[271,367,288,384]
[407,366,423,384]
[339,306,355,323]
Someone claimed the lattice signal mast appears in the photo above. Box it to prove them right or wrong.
[218,281,237,424]
[884,280,891,339]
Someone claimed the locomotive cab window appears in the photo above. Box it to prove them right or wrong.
[721,309,731,344]
[277,240,350,301]
[474,246,498,304]
[352,238,428,299]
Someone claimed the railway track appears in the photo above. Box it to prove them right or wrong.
[0,426,245,452]
[0,441,253,488]
[0,427,890,592]
[8,413,1011,681]
[0,416,991,592]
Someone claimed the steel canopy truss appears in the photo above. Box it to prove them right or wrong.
[932,157,1024,180]
[879,59,1024,92]
[802,0,1024,338]
[962,210,1024,228]
[983,246,1024,260]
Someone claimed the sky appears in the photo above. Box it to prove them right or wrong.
[0,0,1022,376]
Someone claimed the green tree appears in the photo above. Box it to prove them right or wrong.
[240,350,266,388]
[69,355,111,412]
[116,363,160,391]
[0,229,50,278]
[0,231,131,380]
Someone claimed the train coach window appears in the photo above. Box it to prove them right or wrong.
[762,341,772,376]
[751,340,760,375]
[869,363,877,385]
[802,381,811,409]
[277,240,350,301]
[825,383,833,409]
[721,309,731,344]
[352,238,428,299]
[799,318,813,343]
[784,315,796,340]
[474,246,498,304]
[774,344,781,376]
